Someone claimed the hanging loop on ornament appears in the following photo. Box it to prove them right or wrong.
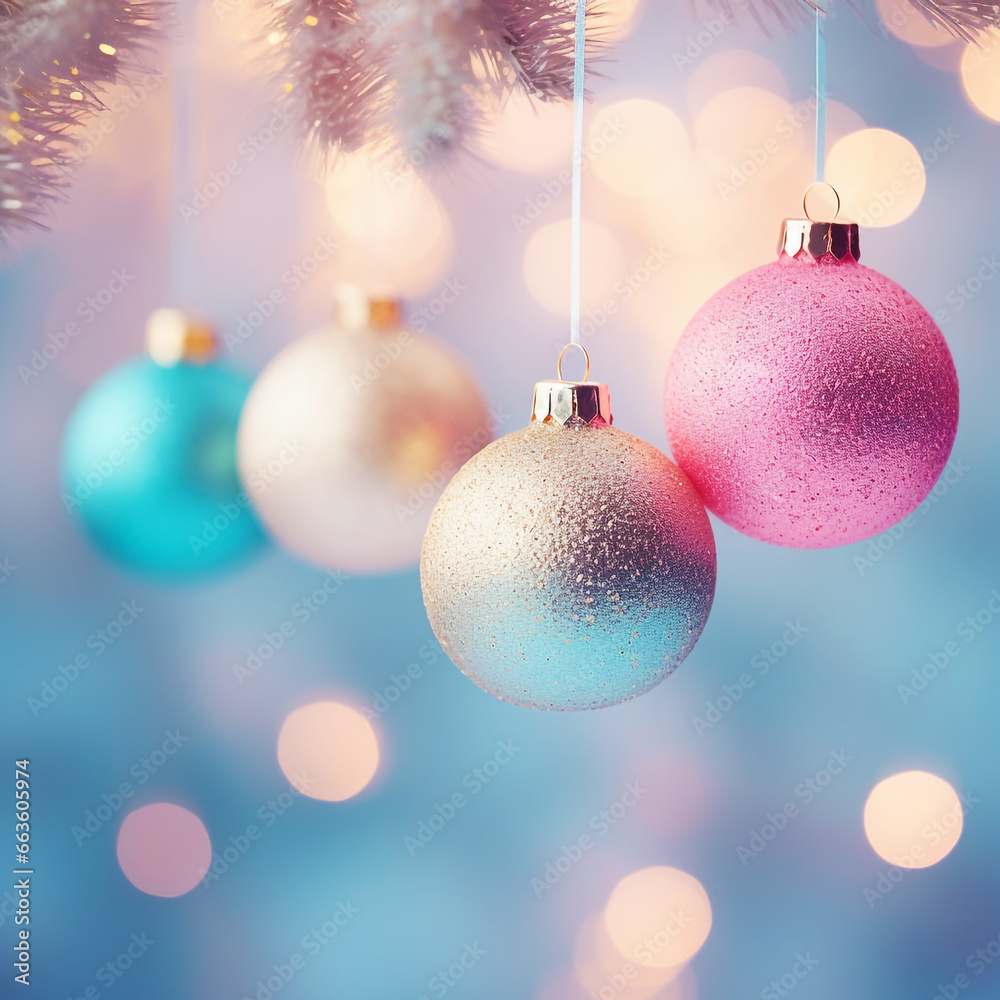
[558,342,591,383]
[802,182,841,223]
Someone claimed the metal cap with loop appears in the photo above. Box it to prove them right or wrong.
[779,182,860,263]
[531,344,613,427]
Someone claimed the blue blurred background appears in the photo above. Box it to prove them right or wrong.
[2,0,1000,997]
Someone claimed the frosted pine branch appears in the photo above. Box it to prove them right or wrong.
[0,0,167,238]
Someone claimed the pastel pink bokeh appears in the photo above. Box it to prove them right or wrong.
[665,253,959,548]
[117,803,212,898]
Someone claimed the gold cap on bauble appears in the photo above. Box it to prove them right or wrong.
[780,181,861,263]
[145,308,216,366]
[531,344,613,427]
[333,283,402,332]
[779,219,861,262]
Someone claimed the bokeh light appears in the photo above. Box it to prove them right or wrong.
[643,85,839,270]
[116,803,212,897]
[326,148,449,253]
[575,911,688,997]
[626,254,735,374]
[638,91,860,262]
[687,50,789,114]
[875,0,955,47]
[640,153,732,258]
[523,218,626,315]
[325,148,454,294]
[695,87,806,184]
[194,0,268,78]
[589,99,690,198]
[863,770,964,868]
[961,29,1000,122]
[825,127,926,227]
[277,701,380,802]
[76,78,171,185]
[603,866,712,969]
[822,99,869,147]
[476,92,574,173]
[602,0,645,39]
[912,38,964,72]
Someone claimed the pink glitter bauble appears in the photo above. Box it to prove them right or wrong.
[664,233,959,549]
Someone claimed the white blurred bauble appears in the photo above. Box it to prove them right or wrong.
[238,287,492,573]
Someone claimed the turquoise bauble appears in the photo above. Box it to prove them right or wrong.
[62,354,264,576]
